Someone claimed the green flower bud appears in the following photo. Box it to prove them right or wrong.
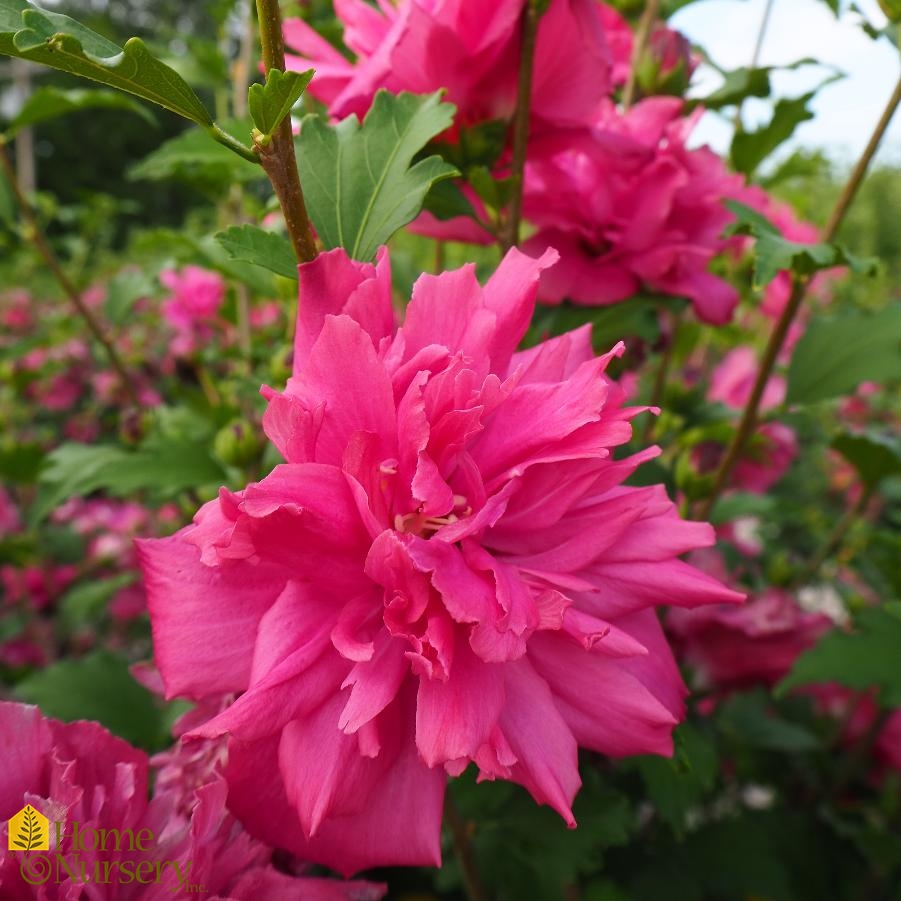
[213,418,261,467]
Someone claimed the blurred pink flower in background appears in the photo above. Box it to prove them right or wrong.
[0,488,21,538]
[140,245,741,875]
[159,266,226,356]
[668,589,832,690]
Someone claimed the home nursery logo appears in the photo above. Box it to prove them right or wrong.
[8,806,49,851]
[6,806,201,893]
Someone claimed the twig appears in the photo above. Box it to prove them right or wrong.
[622,0,662,111]
[697,73,901,520]
[444,794,488,901]
[734,0,775,130]
[500,0,541,253]
[0,140,141,406]
[231,0,257,361]
[642,311,679,443]
[791,486,873,588]
[255,0,318,264]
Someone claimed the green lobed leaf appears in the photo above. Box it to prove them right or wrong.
[725,199,879,289]
[30,439,227,524]
[4,86,157,135]
[14,649,174,750]
[297,90,459,261]
[699,57,824,115]
[785,306,901,405]
[128,119,261,190]
[215,224,297,280]
[0,0,212,126]
[700,65,772,111]
[730,91,817,176]
[777,605,901,707]
[831,431,901,490]
[248,68,314,140]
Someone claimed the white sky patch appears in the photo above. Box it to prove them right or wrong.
[671,0,901,164]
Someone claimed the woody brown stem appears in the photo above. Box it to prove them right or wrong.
[255,0,318,265]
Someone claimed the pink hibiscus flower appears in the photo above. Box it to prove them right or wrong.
[159,266,226,356]
[139,247,742,875]
[284,0,612,130]
[668,589,833,690]
[522,98,744,324]
[0,702,383,900]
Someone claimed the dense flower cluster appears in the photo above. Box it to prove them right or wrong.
[284,1,769,325]
[140,246,742,874]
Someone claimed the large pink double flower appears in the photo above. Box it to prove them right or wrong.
[139,247,742,875]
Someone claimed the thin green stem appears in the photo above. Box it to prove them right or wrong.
[697,72,901,521]
[622,0,662,111]
[444,794,488,901]
[500,0,541,253]
[230,0,258,364]
[733,0,775,131]
[642,312,679,444]
[791,486,873,588]
[209,124,259,164]
[254,0,318,264]
[0,140,140,406]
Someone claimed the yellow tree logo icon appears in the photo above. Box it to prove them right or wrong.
[8,805,49,851]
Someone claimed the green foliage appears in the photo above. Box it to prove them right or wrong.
[3,85,156,136]
[215,224,297,280]
[717,690,822,752]
[31,423,228,524]
[0,0,212,126]
[129,119,261,193]
[634,723,718,834]
[726,199,878,289]
[297,90,459,261]
[14,649,174,750]
[731,91,818,176]
[700,65,772,111]
[778,604,901,706]
[102,268,157,325]
[708,492,777,525]
[249,68,314,140]
[786,306,901,404]
[832,431,901,490]
[440,768,633,901]
[57,573,136,635]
